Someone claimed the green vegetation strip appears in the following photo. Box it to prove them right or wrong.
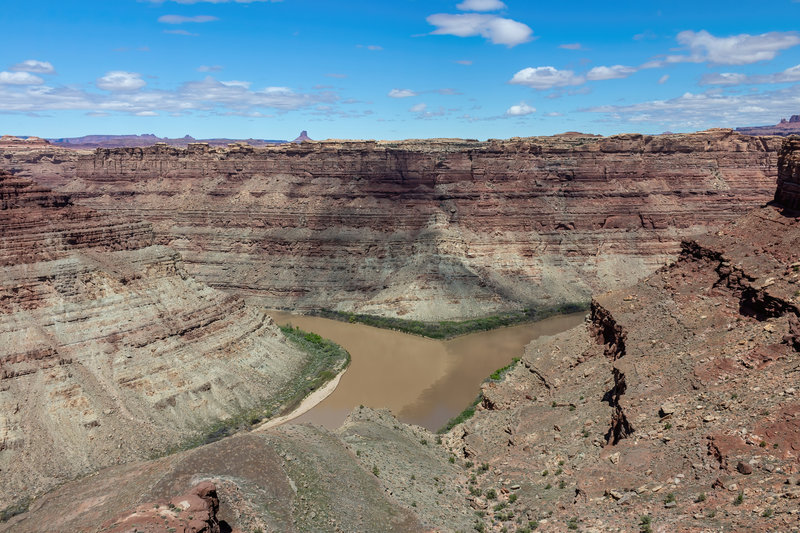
[437,357,521,434]
[163,326,350,455]
[309,301,589,340]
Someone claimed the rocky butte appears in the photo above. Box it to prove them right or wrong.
[4,129,779,321]
[737,114,800,137]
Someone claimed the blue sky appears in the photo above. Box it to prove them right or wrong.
[2,0,800,140]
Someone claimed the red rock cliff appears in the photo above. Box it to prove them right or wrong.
[776,137,800,210]
[67,130,781,319]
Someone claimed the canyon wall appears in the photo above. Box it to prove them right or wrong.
[0,171,312,508]
[61,130,781,320]
[776,137,800,210]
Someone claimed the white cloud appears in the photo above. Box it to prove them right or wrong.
[220,80,251,88]
[357,44,383,51]
[506,102,535,116]
[410,102,427,113]
[456,0,506,11]
[197,65,223,72]
[583,84,800,130]
[427,13,533,47]
[389,88,417,98]
[158,14,218,24]
[658,74,669,84]
[9,60,55,74]
[0,71,44,85]
[559,43,582,50]
[586,65,637,81]
[510,66,584,90]
[672,30,800,65]
[0,75,336,116]
[135,111,159,116]
[95,71,147,92]
[455,60,473,66]
[699,72,748,86]
[164,29,199,36]
[699,64,800,86]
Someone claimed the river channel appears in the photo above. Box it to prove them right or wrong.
[268,311,587,432]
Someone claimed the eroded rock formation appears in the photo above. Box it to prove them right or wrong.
[443,138,800,531]
[0,171,312,509]
[34,129,780,320]
[737,116,800,136]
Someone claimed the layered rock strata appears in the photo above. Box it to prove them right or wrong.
[58,130,781,320]
[776,137,800,211]
[0,171,310,509]
[441,139,800,531]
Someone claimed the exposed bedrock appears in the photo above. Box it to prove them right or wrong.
[444,139,800,531]
[2,130,779,320]
[0,171,310,509]
[776,137,800,211]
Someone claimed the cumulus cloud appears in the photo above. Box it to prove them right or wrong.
[506,102,535,116]
[9,60,55,74]
[427,13,533,47]
[158,14,218,24]
[456,0,506,11]
[509,66,584,90]
[699,64,800,86]
[670,30,800,65]
[0,75,336,116]
[389,88,417,98]
[0,72,44,85]
[586,65,637,81]
[96,71,147,92]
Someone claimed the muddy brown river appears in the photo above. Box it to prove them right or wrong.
[268,311,586,432]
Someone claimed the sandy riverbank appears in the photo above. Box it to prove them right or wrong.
[255,368,346,431]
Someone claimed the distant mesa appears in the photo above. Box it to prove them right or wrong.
[0,135,50,147]
[736,114,800,136]
[292,130,312,143]
[39,133,289,149]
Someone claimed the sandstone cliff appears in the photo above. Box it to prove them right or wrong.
[0,171,313,509]
[54,130,781,320]
[3,135,798,533]
[439,138,800,531]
